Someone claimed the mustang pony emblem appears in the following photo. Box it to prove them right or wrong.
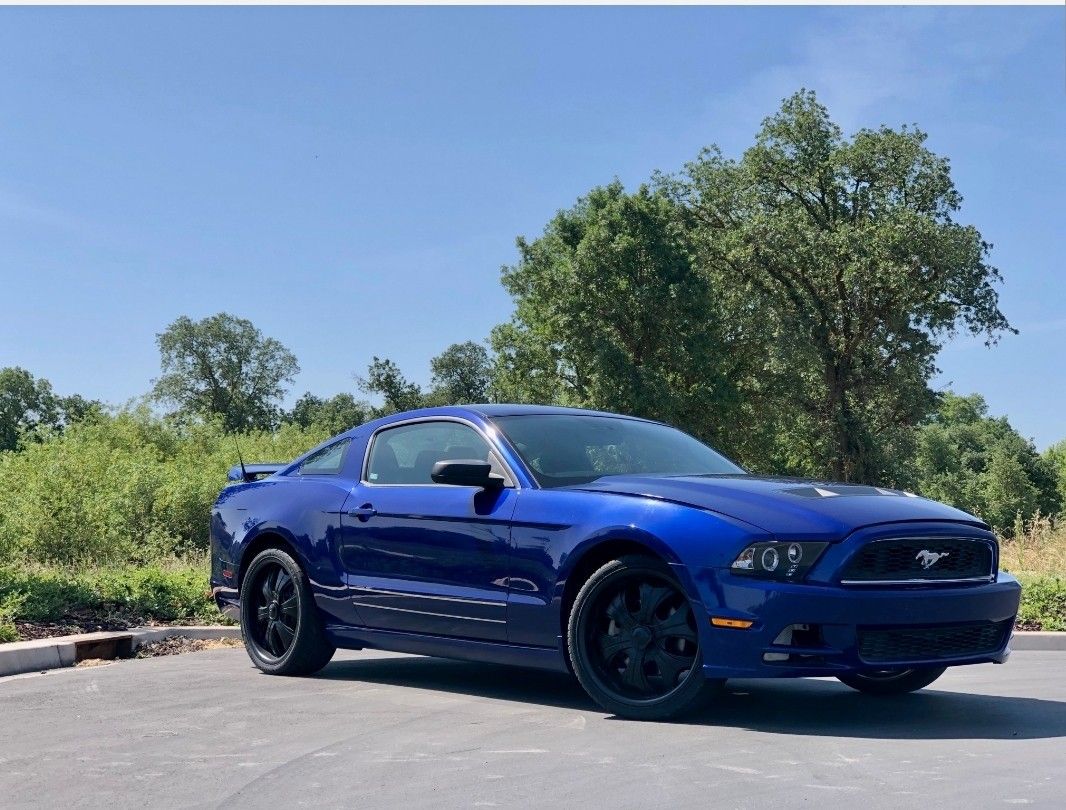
[915,549,950,569]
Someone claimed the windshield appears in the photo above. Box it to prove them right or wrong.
[492,414,745,488]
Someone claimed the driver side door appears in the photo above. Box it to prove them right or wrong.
[337,419,518,642]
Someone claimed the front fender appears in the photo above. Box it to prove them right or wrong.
[507,489,770,647]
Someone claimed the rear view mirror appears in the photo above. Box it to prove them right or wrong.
[430,459,503,488]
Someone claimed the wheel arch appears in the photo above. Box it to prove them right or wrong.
[557,531,684,646]
[237,527,307,589]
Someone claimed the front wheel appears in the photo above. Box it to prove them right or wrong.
[239,547,335,676]
[568,555,720,721]
[837,666,947,695]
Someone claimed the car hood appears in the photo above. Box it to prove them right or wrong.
[571,474,987,540]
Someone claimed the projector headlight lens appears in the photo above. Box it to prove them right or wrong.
[730,541,829,581]
[761,547,780,572]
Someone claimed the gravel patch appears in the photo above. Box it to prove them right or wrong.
[134,635,243,658]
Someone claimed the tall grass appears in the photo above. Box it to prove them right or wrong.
[1000,514,1066,578]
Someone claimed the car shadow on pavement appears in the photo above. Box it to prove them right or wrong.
[315,654,1066,740]
[316,656,595,711]
[701,677,1066,740]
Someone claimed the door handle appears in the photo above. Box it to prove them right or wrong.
[347,503,376,521]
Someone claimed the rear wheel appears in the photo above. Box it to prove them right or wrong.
[837,666,946,695]
[240,547,335,676]
[568,555,720,720]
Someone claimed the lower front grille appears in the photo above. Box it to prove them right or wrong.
[857,620,1012,664]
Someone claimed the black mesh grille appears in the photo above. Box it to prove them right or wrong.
[857,621,1012,664]
[842,537,994,583]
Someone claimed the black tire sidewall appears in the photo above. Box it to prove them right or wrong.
[568,555,715,721]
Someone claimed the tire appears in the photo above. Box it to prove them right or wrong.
[837,666,947,695]
[239,547,335,676]
[567,555,720,721]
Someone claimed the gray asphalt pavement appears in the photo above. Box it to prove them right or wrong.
[1,647,1063,809]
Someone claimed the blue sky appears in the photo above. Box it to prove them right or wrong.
[1,6,1063,448]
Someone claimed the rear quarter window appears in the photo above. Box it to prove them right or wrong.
[298,438,352,475]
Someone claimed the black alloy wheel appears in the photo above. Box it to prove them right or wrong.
[837,666,947,695]
[250,563,298,658]
[568,555,720,720]
[239,547,335,676]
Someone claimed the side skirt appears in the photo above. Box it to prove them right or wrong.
[325,624,570,673]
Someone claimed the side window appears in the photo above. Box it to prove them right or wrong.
[299,438,352,475]
[366,422,500,485]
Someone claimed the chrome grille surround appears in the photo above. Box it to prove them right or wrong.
[839,536,997,586]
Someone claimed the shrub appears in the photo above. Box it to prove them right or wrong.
[0,409,327,566]
[0,558,226,627]
[1016,576,1066,632]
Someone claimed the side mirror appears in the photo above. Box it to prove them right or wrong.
[430,459,504,489]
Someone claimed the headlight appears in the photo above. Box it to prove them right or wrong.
[730,541,828,581]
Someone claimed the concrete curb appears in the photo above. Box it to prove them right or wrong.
[1010,631,1066,651]
[0,625,242,678]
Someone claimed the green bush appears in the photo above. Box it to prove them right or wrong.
[0,559,226,627]
[0,409,326,566]
[1017,575,1066,632]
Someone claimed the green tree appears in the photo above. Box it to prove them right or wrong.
[1043,439,1066,511]
[357,342,495,416]
[151,313,299,432]
[670,90,1012,483]
[914,393,1060,532]
[0,367,58,451]
[358,357,425,415]
[491,182,747,454]
[286,392,370,435]
[0,367,101,451]
[427,341,493,405]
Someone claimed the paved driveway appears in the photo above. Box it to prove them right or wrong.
[1,648,1063,808]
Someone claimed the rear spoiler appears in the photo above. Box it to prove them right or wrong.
[226,463,287,483]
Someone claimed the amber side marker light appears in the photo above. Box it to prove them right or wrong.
[710,617,754,629]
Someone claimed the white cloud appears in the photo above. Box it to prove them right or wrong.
[687,8,1045,149]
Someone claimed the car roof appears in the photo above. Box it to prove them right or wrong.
[336,404,653,438]
[464,403,651,420]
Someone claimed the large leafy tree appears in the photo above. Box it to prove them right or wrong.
[152,313,299,432]
[1,367,59,451]
[491,182,749,454]
[426,341,493,405]
[0,367,101,451]
[358,357,425,415]
[915,393,1060,532]
[670,90,1012,483]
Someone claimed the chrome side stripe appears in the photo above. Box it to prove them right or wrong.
[350,585,501,607]
[351,602,506,623]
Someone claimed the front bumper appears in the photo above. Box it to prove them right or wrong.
[693,570,1022,679]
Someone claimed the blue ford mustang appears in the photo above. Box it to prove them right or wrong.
[210,405,1021,720]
